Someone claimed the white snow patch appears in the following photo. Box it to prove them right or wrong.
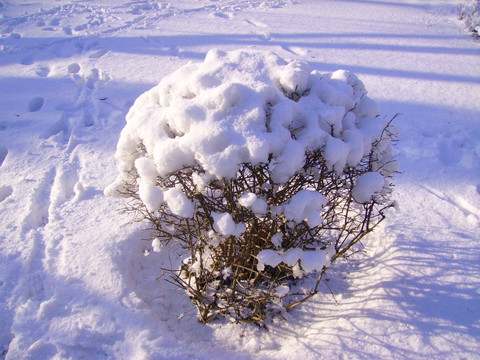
[282,189,327,226]
[163,185,194,218]
[212,212,246,237]
[352,172,385,203]
[238,191,268,215]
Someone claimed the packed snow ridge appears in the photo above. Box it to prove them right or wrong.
[106,48,396,218]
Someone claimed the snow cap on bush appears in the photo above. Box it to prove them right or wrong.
[105,48,392,201]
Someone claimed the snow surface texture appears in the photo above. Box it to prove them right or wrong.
[0,0,479,359]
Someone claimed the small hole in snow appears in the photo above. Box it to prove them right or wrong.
[28,97,44,112]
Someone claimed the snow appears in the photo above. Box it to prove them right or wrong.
[270,232,283,248]
[352,172,385,203]
[212,212,246,237]
[257,247,328,275]
[163,186,194,218]
[1,0,480,359]
[281,189,327,226]
[238,191,268,215]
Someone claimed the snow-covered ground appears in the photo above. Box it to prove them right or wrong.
[1,0,479,358]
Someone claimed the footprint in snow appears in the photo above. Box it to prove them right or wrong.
[48,159,82,219]
[257,33,271,41]
[67,63,80,74]
[49,18,61,27]
[85,68,110,89]
[20,55,34,65]
[0,146,7,166]
[22,271,46,302]
[24,168,56,229]
[88,49,108,59]
[245,19,268,28]
[53,67,111,134]
[74,24,88,32]
[35,66,50,78]
[28,97,44,112]
[39,113,70,141]
[211,11,233,19]
[0,185,13,203]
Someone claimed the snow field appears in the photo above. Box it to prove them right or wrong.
[0,0,479,359]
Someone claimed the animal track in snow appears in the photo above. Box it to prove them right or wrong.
[43,67,111,145]
[82,68,111,90]
[0,185,13,203]
[21,271,47,303]
[28,97,44,112]
[49,18,61,27]
[0,146,7,166]
[63,26,72,35]
[73,68,111,126]
[245,19,271,41]
[211,11,233,19]
[257,32,271,41]
[437,132,480,170]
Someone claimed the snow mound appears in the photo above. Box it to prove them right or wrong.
[106,48,393,201]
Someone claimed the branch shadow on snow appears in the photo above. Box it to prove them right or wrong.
[264,222,480,358]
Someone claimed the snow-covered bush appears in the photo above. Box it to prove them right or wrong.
[106,49,397,324]
[459,0,480,38]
